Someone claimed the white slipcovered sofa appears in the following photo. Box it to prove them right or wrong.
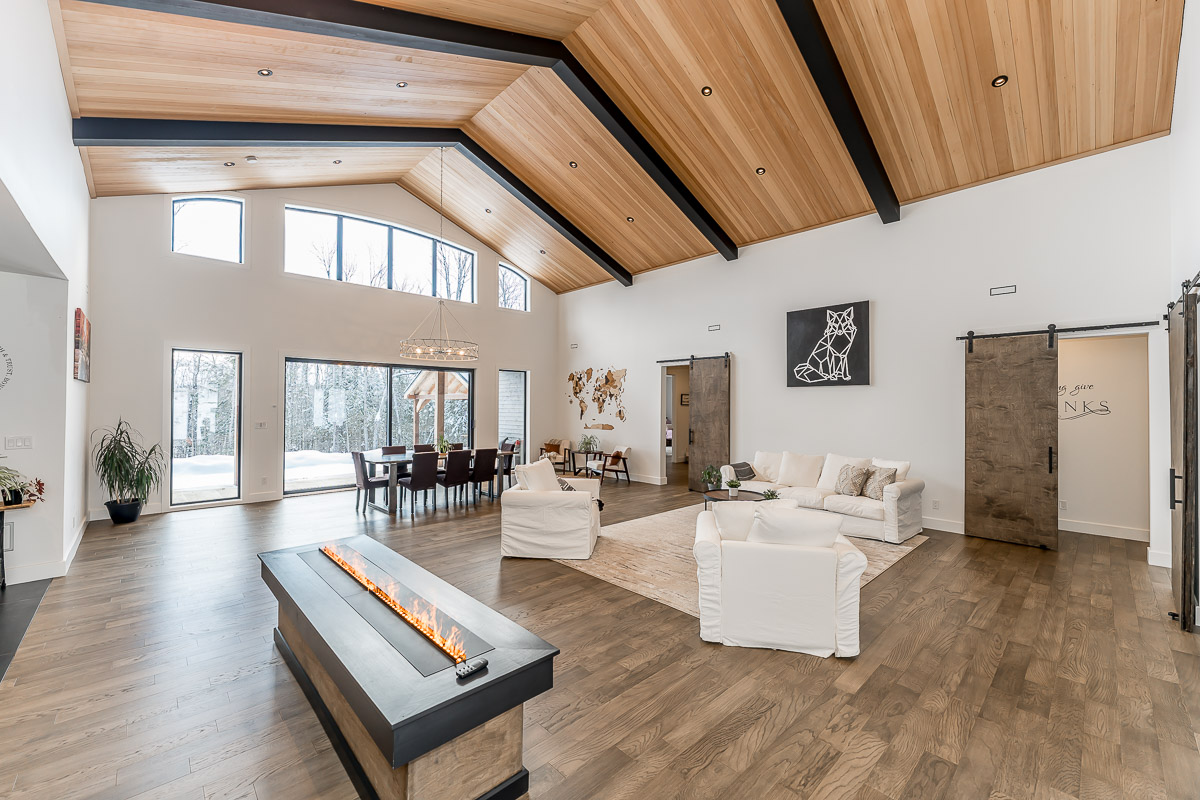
[500,458,600,559]
[694,500,868,657]
[720,451,924,543]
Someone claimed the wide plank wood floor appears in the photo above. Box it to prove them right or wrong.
[1,474,1198,799]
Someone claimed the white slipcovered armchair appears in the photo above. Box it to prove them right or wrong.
[694,500,868,658]
[500,458,600,559]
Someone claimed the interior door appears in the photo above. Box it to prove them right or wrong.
[688,355,731,492]
[965,334,1059,548]
[1169,294,1197,631]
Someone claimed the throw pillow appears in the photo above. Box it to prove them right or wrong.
[871,458,910,482]
[835,464,869,496]
[557,478,576,491]
[745,505,840,547]
[816,453,872,490]
[712,498,798,541]
[777,452,824,487]
[515,458,560,492]
[752,451,784,483]
[730,461,756,481]
[860,466,897,501]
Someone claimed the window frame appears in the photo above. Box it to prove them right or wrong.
[282,356,476,495]
[169,347,244,507]
[170,195,246,265]
[283,204,477,303]
[498,264,531,312]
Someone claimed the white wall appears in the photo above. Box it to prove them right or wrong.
[1057,335,1150,541]
[558,139,1174,537]
[87,183,558,518]
[0,0,91,583]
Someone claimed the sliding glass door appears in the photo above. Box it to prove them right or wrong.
[171,349,242,505]
[284,358,473,493]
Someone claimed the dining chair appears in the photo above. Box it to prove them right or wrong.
[467,448,498,504]
[352,451,389,514]
[437,449,472,505]
[413,443,436,453]
[379,445,409,503]
[499,439,522,487]
[450,442,465,451]
[498,437,511,452]
[399,451,440,516]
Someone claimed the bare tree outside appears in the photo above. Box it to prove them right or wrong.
[498,265,528,310]
[436,243,474,302]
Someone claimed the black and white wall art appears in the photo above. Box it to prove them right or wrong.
[786,301,870,387]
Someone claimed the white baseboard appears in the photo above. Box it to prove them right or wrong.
[630,473,668,486]
[922,516,963,534]
[1059,518,1149,542]
[1148,549,1171,568]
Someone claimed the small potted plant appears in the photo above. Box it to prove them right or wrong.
[92,419,165,524]
[579,433,599,454]
[761,489,779,500]
[725,478,741,498]
[438,434,451,455]
[700,465,722,491]
[0,457,24,505]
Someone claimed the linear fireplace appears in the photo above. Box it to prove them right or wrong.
[260,535,557,800]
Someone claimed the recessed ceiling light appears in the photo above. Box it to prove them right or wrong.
[223,161,235,167]
[626,216,635,223]
[568,161,578,169]
[755,167,766,175]
[257,68,273,77]
[485,208,492,213]
[701,86,713,96]
[539,249,546,254]
[332,159,342,164]
[991,74,1008,88]
[396,81,408,88]
[245,155,258,163]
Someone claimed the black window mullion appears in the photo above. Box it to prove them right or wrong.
[387,227,394,290]
[335,215,344,282]
[432,241,439,299]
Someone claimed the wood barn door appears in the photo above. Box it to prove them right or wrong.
[965,335,1059,549]
[1169,294,1198,631]
[688,355,731,492]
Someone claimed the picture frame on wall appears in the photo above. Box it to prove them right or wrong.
[680,393,689,406]
[786,300,870,387]
[73,308,91,383]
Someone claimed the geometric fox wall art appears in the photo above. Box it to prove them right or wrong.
[786,300,870,387]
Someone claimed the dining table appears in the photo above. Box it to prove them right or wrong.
[361,449,508,514]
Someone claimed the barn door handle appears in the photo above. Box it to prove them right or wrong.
[1171,469,1185,509]
[689,429,694,445]
[1048,446,1054,474]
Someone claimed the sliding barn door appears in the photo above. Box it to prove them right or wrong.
[965,335,1059,549]
[688,355,731,492]
[1169,294,1198,631]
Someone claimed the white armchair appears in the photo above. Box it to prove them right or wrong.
[694,502,868,658]
[501,459,600,559]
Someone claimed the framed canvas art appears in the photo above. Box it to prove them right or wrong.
[74,308,91,383]
[786,301,869,387]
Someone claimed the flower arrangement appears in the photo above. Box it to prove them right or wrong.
[700,465,722,490]
[761,489,779,500]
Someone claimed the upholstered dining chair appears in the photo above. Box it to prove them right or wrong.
[467,448,498,504]
[450,443,465,451]
[399,451,439,516]
[380,445,409,489]
[499,441,520,488]
[436,449,472,504]
[413,443,436,453]
[352,451,389,514]
[587,446,632,485]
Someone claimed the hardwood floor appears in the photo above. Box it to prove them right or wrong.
[0,475,1197,799]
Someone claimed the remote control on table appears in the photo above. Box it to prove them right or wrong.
[455,657,488,679]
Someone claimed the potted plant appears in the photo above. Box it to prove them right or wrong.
[0,457,24,505]
[700,465,722,491]
[20,477,47,504]
[726,478,741,498]
[761,489,779,500]
[438,434,451,455]
[579,433,599,454]
[92,419,165,524]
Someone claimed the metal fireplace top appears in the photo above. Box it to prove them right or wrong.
[260,535,558,767]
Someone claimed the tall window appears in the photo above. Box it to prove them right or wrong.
[498,265,529,311]
[172,197,244,263]
[284,206,476,302]
[498,370,528,465]
[171,349,242,505]
[283,358,474,493]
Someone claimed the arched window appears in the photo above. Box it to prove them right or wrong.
[171,197,244,263]
[498,264,529,311]
[284,205,476,302]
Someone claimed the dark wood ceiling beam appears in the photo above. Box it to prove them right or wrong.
[76,0,738,260]
[775,0,900,224]
[73,116,634,286]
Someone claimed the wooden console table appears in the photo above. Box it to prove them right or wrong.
[0,502,34,590]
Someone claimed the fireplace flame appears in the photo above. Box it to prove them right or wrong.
[320,545,466,663]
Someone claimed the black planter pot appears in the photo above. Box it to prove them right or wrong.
[105,499,143,524]
[2,488,22,506]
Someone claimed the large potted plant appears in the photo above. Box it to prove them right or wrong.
[92,419,165,524]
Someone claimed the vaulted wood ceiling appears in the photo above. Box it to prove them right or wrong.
[51,0,1186,293]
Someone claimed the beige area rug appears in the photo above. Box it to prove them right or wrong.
[553,504,929,618]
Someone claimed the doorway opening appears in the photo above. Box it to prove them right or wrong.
[662,365,690,486]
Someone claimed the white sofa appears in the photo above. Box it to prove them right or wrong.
[694,501,868,657]
[720,451,924,543]
[500,459,601,559]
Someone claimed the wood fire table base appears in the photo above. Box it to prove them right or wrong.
[276,613,530,800]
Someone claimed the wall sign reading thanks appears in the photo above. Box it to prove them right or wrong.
[1058,383,1111,420]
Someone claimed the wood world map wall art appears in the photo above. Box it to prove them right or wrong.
[567,367,627,428]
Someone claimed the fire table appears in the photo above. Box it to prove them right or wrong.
[260,535,557,800]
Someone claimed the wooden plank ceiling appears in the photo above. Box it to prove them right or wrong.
[54,0,1186,293]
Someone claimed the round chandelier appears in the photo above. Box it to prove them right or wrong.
[398,299,479,362]
[397,147,479,362]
